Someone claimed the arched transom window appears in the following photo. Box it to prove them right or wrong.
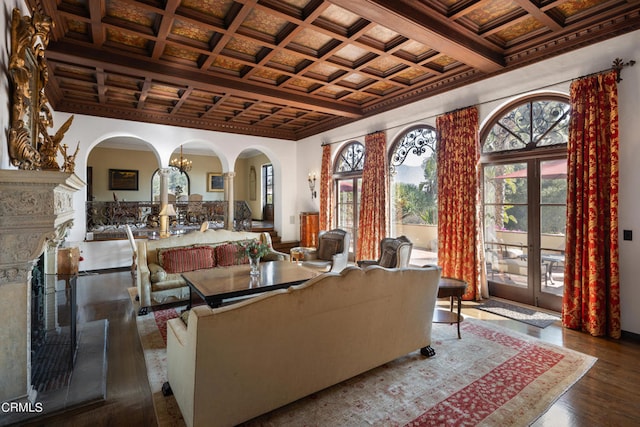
[335,141,365,174]
[482,98,570,154]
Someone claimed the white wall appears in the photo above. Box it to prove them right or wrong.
[297,30,640,334]
[616,37,640,336]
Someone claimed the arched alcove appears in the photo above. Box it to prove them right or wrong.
[234,148,274,223]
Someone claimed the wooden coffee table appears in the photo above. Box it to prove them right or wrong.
[182,260,320,308]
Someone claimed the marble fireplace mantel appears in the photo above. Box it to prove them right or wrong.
[0,169,84,402]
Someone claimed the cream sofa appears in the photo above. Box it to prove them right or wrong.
[135,229,287,315]
[166,265,441,427]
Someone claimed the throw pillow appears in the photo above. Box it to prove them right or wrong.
[158,245,192,268]
[318,238,340,261]
[379,247,397,268]
[160,246,215,274]
[322,232,345,252]
[215,243,249,266]
[148,263,167,283]
[180,310,190,326]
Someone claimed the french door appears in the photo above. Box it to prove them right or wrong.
[335,177,362,255]
[483,157,566,311]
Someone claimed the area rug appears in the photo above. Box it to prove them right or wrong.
[136,305,595,427]
[136,305,187,427]
[476,299,561,328]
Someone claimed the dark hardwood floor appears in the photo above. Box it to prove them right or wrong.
[15,270,640,426]
[17,271,156,427]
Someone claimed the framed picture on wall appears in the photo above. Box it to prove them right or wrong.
[109,169,139,190]
[207,173,224,192]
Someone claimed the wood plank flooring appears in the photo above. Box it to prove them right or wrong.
[16,270,640,426]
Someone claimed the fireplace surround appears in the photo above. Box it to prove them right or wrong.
[0,170,83,403]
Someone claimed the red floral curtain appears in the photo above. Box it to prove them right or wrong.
[319,144,333,231]
[436,106,483,301]
[356,131,387,261]
[563,70,620,338]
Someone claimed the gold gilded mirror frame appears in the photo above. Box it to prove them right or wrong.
[8,8,77,172]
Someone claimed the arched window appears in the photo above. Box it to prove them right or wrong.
[334,141,364,254]
[482,98,570,153]
[151,169,190,201]
[389,126,438,264]
[481,95,569,312]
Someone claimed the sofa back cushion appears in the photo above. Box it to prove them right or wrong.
[159,246,216,274]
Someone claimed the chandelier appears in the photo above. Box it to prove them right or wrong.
[170,145,192,173]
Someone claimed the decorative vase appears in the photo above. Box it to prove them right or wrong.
[249,256,260,276]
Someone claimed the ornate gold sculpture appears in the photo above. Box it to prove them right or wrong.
[8,9,77,173]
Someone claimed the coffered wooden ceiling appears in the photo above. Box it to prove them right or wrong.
[29,0,640,140]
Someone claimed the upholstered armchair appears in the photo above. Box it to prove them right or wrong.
[301,229,350,273]
[357,235,413,269]
[259,232,290,262]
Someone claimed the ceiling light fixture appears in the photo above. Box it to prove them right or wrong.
[170,145,192,173]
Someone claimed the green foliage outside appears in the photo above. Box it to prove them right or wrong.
[394,152,438,225]
[501,175,567,235]
[151,169,190,199]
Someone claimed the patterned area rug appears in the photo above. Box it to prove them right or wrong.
[135,305,187,427]
[476,299,561,328]
[135,305,595,427]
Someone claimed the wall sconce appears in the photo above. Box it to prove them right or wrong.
[308,173,317,199]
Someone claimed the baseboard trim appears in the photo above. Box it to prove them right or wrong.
[621,329,640,342]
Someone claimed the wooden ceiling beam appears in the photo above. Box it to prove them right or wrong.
[45,41,363,118]
[328,0,505,72]
[88,0,105,45]
[151,0,181,60]
[510,0,563,31]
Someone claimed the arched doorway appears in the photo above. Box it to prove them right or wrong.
[235,150,274,225]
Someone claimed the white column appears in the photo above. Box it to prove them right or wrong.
[224,172,236,230]
[159,168,172,236]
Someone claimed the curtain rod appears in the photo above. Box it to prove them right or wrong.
[321,57,635,147]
